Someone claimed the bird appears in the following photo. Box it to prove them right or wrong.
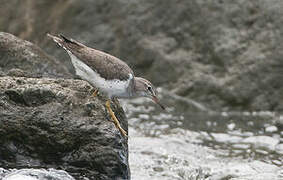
[47,34,165,137]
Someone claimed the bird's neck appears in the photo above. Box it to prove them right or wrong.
[130,77,145,98]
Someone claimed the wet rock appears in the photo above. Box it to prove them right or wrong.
[0,77,129,180]
[232,143,251,150]
[211,133,242,144]
[129,128,282,180]
[0,32,71,78]
[242,136,280,151]
[275,144,283,154]
[265,125,278,133]
[2,168,75,180]
[211,160,281,180]
[0,168,8,179]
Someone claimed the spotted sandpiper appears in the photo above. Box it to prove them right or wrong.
[47,34,164,137]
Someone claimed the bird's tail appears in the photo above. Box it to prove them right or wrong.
[47,33,83,49]
[47,33,65,48]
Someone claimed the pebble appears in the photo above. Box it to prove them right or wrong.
[275,144,283,154]
[232,143,250,150]
[159,124,170,130]
[265,125,278,133]
[221,112,228,117]
[272,160,282,166]
[227,123,236,130]
[255,149,269,155]
[152,167,164,172]
[211,133,242,143]
[138,114,150,120]
[242,136,280,151]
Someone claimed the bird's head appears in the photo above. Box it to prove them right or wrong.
[133,77,165,110]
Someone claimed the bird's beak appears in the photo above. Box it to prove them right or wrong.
[152,96,165,110]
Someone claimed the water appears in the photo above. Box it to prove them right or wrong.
[122,89,283,179]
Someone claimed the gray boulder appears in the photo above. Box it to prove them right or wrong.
[0,32,129,179]
[0,32,71,78]
[0,77,129,180]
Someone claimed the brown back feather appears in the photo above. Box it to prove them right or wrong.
[49,34,134,80]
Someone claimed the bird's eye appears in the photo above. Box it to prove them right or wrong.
[147,86,152,92]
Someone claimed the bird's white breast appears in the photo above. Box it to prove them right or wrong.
[67,51,132,98]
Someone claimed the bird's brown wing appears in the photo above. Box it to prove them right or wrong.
[48,34,134,81]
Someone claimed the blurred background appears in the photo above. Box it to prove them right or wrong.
[1,0,283,179]
[2,0,283,110]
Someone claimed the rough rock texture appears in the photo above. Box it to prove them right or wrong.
[0,32,71,78]
[1,0,283,111]
[0,32,129,179]
[0,77,129,180]
[1,168,75,180]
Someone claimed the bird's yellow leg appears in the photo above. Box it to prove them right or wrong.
[92,89,99,97]
[105,100,128,137]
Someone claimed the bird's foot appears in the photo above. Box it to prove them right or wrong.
[92,89,99,97]
[105,100,128,137]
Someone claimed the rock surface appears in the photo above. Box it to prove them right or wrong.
[0,76,129,180]
[0,32,129,179]
[0,32,71,78]
[1,168,75,180]
[1,0,283,111]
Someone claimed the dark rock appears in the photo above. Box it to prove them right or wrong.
[0,77,129,180]
[0,32,71,78]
